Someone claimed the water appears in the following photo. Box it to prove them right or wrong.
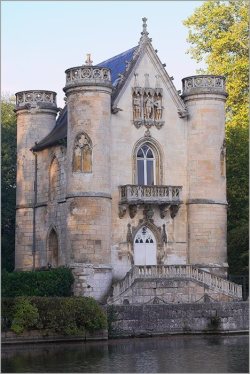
[2,334,249,373]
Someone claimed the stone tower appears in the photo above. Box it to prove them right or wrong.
[63,58,113,300]
[182,75,228,277]
[15,91,59,270]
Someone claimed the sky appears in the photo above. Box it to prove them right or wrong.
[1,1,205,108]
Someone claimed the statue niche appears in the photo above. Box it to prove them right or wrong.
[132,77,164,129]
[73,133,92,173]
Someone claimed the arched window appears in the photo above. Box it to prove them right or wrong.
[220,139,226,177]
[73,133,92,173]
[136,144,155,185]
[49,156,60,201]
[47,228,59,267]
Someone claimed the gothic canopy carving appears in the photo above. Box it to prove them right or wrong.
[132,74,164,129]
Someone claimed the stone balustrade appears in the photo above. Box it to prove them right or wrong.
[15,90,57,108]
[182,75,227,97]
[119,185,182,205]
[112,265,242,301]
[64,66,111,88]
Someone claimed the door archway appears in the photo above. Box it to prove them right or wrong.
[134,226,157,265]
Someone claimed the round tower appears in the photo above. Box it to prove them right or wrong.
[15,90,58,270]
[182,75,228,277]
[63,58,113,301]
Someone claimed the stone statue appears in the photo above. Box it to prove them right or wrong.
[133,93,141,119]
[144,96,153,119]
[154,98,162,120]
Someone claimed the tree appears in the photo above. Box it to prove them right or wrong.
[183,0,249,275]
[1,97,17,271]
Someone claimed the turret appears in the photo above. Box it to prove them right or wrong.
[63,57,113,300]
[182,75,228,277]
[15,90,59,270]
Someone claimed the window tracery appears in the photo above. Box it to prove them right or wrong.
[73,133,92,173]
[49,156,60,201]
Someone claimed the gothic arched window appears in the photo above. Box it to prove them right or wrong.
[136,144,155,185]
[47,228,59,268]
[49,156,60,201]
[73,133,92,173]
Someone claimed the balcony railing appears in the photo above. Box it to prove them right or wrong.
[119,185,182,205]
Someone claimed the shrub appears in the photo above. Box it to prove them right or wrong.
[10,297,39,334]
[1,267,74,297]
[2,296,107,336]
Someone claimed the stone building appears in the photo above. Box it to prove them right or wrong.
[15,18,242,303]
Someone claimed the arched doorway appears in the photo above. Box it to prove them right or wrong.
[134,226,157,265]
[47,228,59,267]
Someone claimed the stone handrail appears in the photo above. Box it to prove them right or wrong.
[119,185,182,204]
[15,90,57,108]
[182,75,227,97]
[65,66,111,87]
[112,265,242,300]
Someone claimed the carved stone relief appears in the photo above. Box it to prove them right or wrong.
[73,133,92,173]
[129,205,137,219]
[132,74,164,129]
[170,205,180,219]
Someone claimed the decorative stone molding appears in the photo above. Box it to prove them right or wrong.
[118,204,127,219]
[129,205,137,219]
[143,205,154,220]
[170,204,180,219]
[177,107,188,118]
[64,66,111,89]
[15,90,57,109]
[182,75,227,97]
[159,204,171,219]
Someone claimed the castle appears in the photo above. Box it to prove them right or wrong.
[15,19,242,303]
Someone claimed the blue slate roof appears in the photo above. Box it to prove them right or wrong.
[97,46,137,86]
[33,46,137,151]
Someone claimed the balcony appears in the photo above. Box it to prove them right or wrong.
[118,185,182,219]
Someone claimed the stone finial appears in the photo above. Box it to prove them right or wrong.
[138,17,152,47]
[141,17,149,37]
[85,53,93,66]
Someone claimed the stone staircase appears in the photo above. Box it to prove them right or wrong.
[108,265,242,305]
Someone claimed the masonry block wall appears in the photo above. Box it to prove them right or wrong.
[14,20,229,301]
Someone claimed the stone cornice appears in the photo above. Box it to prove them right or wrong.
[187,199,228,206]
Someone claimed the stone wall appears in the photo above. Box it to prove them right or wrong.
[107,301,249,338]
[110,278,240,305]
[2,329,108,344]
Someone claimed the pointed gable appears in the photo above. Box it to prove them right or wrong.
[32,17,187,152]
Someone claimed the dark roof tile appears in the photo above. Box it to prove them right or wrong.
[33,46,137,151]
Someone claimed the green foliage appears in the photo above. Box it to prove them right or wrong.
[228,221,249,275]
[1,98,17,272]
[2,267,74,297]
[2,297,107,336]
[11,297,39,334]
[183,0,249,275]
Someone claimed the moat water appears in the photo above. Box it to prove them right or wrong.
[2,334,248,373]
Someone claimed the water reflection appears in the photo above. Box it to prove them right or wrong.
[2,334,249,373]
